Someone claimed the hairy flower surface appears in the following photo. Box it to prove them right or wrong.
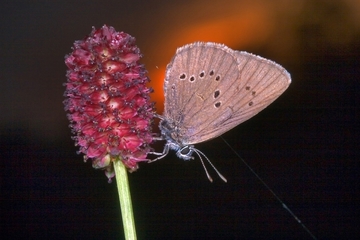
[64,25,154,180]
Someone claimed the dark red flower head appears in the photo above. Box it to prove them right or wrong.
[64,25,154,181]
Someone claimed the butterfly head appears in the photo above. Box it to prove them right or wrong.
[175,145,195,161]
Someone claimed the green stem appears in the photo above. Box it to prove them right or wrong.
[113,158,137,240]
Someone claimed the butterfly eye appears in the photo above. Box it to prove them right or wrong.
[214,90,220,99]
[180,146,191,155]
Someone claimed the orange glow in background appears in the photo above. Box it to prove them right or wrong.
[141,0,360,113]
[144,3,276,114]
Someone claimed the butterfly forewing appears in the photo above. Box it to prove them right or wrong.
[163,42,291,145]
[164,43,239,142]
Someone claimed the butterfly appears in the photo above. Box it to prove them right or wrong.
[150,42,291,181]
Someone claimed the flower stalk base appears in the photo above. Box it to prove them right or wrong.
[113,158,137,240]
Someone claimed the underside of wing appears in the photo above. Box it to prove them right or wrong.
[163,42,291,145]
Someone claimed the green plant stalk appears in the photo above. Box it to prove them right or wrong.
[113,158,137,240]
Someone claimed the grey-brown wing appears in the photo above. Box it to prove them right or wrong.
[163,42,291,145]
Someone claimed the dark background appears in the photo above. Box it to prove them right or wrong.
[1,0,358,239]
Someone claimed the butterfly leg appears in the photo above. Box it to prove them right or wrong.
[153,113,165,120]
[148,143,170,162]
[152,136,164,141]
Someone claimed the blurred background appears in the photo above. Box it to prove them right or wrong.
[1,0,359,239]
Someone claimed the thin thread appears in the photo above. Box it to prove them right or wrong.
[221,136,317,240]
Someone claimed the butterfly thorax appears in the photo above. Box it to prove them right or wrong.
[159,118,195,160]
[159,118,184,146]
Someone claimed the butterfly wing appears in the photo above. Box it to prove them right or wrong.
[163,42,291,145]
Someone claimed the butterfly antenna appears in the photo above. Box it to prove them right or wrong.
[193,149,213,182]
[193,148,227,183]
[220,136,317,240]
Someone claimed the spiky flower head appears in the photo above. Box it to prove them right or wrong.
[64,25,154,181]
